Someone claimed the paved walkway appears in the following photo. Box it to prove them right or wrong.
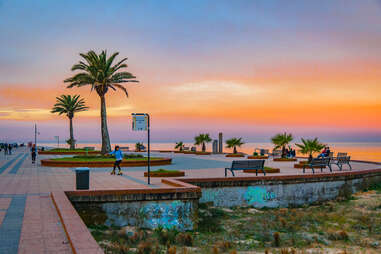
[0,148,379,254]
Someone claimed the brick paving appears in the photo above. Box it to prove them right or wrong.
[0,148,379,253]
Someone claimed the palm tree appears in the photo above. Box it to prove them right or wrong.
[194,134,212,152]
[226,138,244,154]
[64,50,138,154]
[175,141,184,151]
[296,138,325,161]
[271,132,293,158]
[51,95,89,149]
[135,142,143,152]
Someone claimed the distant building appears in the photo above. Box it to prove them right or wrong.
[212,140,218,154]
[218,132,223,153]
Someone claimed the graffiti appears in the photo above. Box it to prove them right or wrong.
[244,186,276,205]
[140,200,193,231]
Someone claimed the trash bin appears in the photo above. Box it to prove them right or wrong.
[75,167,89,190]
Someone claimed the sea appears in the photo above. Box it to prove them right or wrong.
[38,141,381,162]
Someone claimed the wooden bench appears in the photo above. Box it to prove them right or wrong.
[331,156,352,171]
[225,160,266,176]
[303,158,332,174]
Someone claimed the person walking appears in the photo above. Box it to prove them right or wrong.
[109,145,123,175]
[8,144,12,155]
[31,144,37,164]
[4,143,8,156]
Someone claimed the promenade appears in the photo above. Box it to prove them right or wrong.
[0,147,379,254]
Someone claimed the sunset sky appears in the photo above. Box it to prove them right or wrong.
[1,0,381,143]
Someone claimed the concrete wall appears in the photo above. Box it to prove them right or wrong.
[74,199,198,231]
[192,173,381,208]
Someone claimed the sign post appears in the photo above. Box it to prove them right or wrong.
[131,113,151,184]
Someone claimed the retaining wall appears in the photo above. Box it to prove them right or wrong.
[68,180,201,231]
[183,169,381,208]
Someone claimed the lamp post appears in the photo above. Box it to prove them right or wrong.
[54,136,59,148]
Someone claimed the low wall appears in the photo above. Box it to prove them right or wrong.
[183,169,381,208]
[67,180,201,231]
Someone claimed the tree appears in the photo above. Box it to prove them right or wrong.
[175,141,184,151]
[271,132,293,158]
[226,137,244,154]
[296,138,325,161]
[51,95,88,149]
[64,50,138,154]
[194,134,212,152]
[135,142,144,152]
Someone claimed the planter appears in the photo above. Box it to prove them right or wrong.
[195,152,211,155]
[41,158,172,168]
[38,151,101,155]
[174,151,184,153]
[226,154,245,157]
[243,167,280,174]
[273,158,297,162]
[159,150,173,153]
[144,171,185,177]
[247,156,269,159]
[182,151,196,154]
[294,162,326,169]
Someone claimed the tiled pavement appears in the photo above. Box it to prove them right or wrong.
[0,148,380,254]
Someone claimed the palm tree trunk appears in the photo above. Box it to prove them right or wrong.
[100,95,111,154]
[202,142,206,152]
[233,146,237,154]
[69,117,75,150]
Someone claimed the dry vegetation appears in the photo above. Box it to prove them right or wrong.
[85,184,381,254]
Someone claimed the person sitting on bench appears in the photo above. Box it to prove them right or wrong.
[317,146,330,158]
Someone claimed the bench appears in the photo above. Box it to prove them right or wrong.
[225,160,266,176]
[303,158,332,174]
[331,156,352,171]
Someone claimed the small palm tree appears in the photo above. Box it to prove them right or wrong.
[175,141,184,151]
[296,138,325,161]
[226,138,244,154]
[64,50,138,154]
[194,134,212,152]
[271,132,293,158]
[135,142,143,152]
[51,95,89,149]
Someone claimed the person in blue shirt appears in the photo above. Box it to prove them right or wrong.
[109,145,123,175]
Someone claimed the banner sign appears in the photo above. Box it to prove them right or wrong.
[132,114,148,131]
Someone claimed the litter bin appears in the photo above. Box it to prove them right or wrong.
[75,167,89,190]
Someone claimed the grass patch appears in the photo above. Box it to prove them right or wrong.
[47,148,96,152]
[51,154,162,162]
[150,168,180,173]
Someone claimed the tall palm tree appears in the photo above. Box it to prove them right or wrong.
[64,50,138,154]
[271,132,293,158]
[175,141,184,151]
[226,137,244,154]
[296,138,325,161]
[194,134,212,152]
[51,95,89,149]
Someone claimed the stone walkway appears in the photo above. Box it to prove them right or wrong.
[0,148,379,254]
